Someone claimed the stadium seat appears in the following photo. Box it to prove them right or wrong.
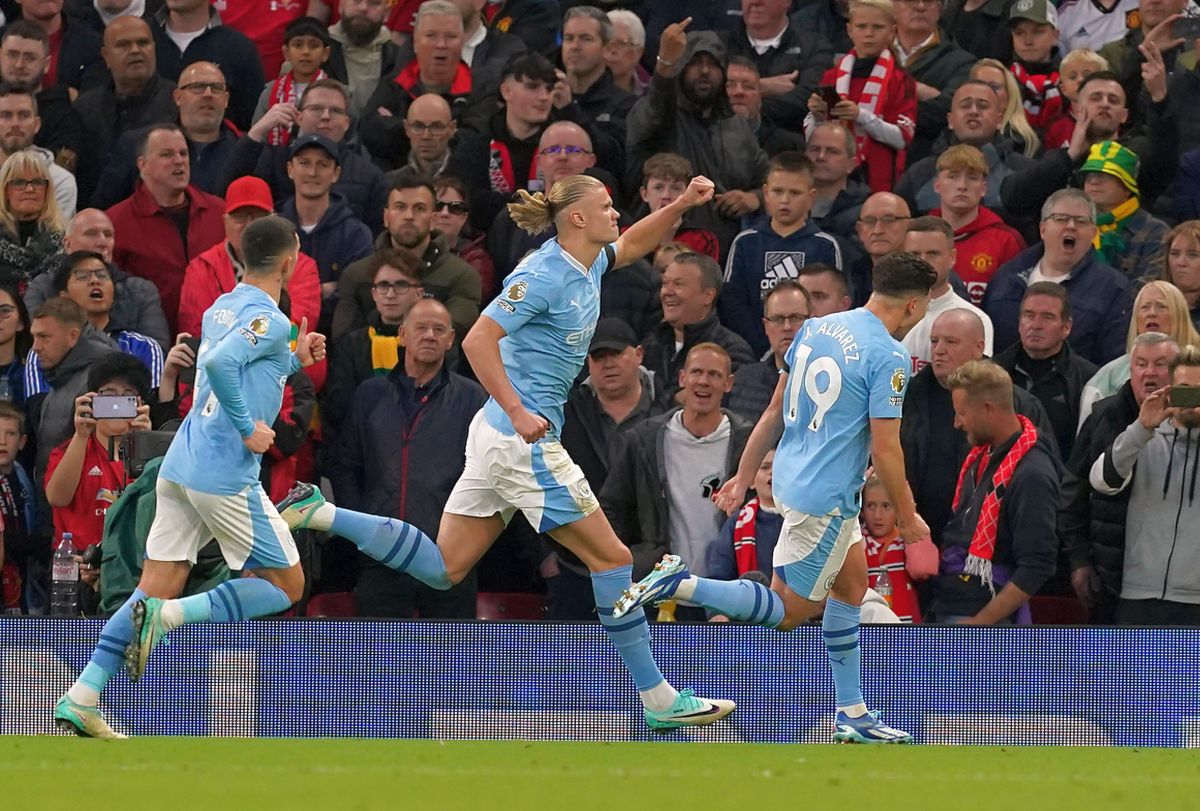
[475,592,547,620]
[305,592,358,618]
[1028,596,1089,625]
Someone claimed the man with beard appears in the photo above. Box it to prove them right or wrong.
[326,0,402,118]
[12,0,103,90]
[627,22,768,250]
[1003,68,1178,224]
[73,16,175,205]
[0,83,75,215]
[90,61,237,207]
[0,21,83,170]
[332,171,480,342]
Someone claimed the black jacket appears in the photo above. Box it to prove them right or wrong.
[33,85,85,169]
[485,0,562,54]
[45,11,103,90]
[1059,381,1137,604]
[994,341,1098,461]
[321,315,399,431]
[813,180,871,246]
[788,0,851,55]
[149,7,265,130]
[325,38,403,90]
[221,135,389,235]
[73,73,177,205]
[720,21,832,134]
[562,69,636,178]
[900,32,977,164]
[941,0,1015,62]
[901,364,1057,546]
[601,408,752,578]
[329,357,486,539]
[930,429,1062,620]
[639,310,756,406]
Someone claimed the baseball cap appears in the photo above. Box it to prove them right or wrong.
[288,133,341,165]
[589,318,638,354]
[1009,0,1059,27]
[1079,140,1140,196]
[225,176,274,214]
[284,16,330,46]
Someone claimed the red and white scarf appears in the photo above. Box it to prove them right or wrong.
[951,415,1038,594]
[1009,62,1061,128]
[833,48,895,165]
[266,69,327,146]
[732,497,761,576]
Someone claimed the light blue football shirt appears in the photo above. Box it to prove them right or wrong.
[481,238,615,439]
[160,284,301,495]
[773,308,910,517]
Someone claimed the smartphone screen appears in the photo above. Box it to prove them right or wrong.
[91,395,139,419]
[179,336,200,385]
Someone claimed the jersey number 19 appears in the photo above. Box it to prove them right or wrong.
[784,343,843,431]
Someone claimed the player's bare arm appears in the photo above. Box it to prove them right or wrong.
[869,417,930,544]
[714,372,788,516]
[613,176,715,268]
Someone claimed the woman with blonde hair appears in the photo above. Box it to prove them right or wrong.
[1163,220,1200,332]
[0,149,64,285]
[276,172,742,731]
[970,59,1041,158]
[1078,279,1200,426]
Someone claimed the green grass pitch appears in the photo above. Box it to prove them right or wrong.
[4,738,1199,810]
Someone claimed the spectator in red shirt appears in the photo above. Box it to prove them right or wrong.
[861,474,925,623]
[931,144,1025,305]
[44,351,150,552]
[106,123,225,335]
[218,0,306,79]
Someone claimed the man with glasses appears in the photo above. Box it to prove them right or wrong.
[92,61,236,207]
[225,78,389,234]
[361,0,478,169]
[0,21,84,173]
[329,295,485,619]
[890,0,974,162]
[400,92,456,177]
[323,248,424,430]
[727,278,811,421]
[605,9,647,96]
[178,177,322,345]
[27,250,163,396]
[333,170,479,343]
[848,191,911,306]
[0,83,75,216]
[148,0,264,131]
[983,187,1133,364]
[74,16,175,204]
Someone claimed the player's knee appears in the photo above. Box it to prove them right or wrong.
[441,563,467,589]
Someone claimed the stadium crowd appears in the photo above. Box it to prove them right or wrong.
[1,0,1199,627]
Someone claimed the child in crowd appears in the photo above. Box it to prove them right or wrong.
[861,476,928,624]
[1009,0,1063,137]
[805,0,916,193]
[253,17,333,145]
[639,154,720,261]
[1044,49,1109,149]
[652,241,690,272]
[0,402,35,614]
[720,152,842,356]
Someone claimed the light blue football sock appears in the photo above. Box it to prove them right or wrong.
[823,597,864,709]
[73,588,146,699]
[174,578,292,624]
[592,565,666,691]
[330,507,452,590]
[691,577,784,627]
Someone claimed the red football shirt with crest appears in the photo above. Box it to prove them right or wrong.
[46,436,125,551]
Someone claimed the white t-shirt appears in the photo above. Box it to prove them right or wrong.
[902,287,995,373]
[1028,261,1071,287]
[165,25,206,54]
[747,27,786,55]
[461,24,487,67]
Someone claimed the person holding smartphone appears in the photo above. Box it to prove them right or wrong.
[43,354,152,557]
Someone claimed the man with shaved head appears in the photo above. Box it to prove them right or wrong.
[25,209,170,347]
[901,307,1055,545]
[73,16,175,202]
[848,192,911,307]
[537,121,596,188]
[402,92,456,177]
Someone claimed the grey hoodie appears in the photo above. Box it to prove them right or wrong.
[1091,418,1200,604]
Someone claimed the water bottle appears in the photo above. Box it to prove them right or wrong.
[656,598,678,623]
[50,534,78,617]
[0,375,12,402]
[875,568,894,608]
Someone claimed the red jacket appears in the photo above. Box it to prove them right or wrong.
[819,60,917,192]
[107,184,225,336]
[177,240,326,393]
[932,205,1026,306]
